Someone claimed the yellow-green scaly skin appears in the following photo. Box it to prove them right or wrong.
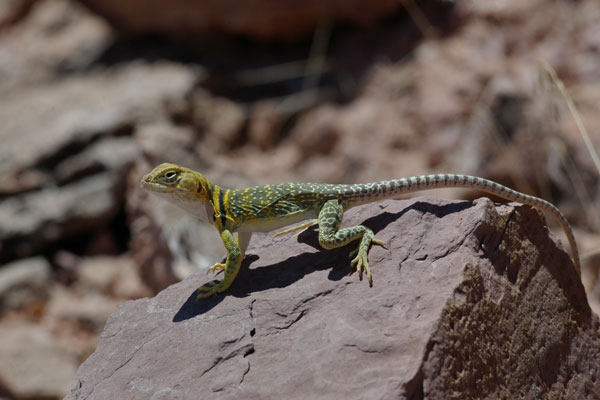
[141,163,580,299]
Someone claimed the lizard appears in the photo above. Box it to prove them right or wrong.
[140,162,581,299]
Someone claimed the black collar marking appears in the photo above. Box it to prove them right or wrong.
[218,189,227,228]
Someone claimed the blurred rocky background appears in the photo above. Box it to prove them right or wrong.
[0,0,598,398]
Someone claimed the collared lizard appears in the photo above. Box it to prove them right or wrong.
[141,163,580,299]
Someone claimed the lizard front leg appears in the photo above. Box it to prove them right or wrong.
[208,231,252,274]
[196,229,243,299]
[317,199,386,285]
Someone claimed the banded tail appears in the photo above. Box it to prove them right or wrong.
[341,174,580,275]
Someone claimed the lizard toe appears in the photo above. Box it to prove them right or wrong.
[207,262,226,274]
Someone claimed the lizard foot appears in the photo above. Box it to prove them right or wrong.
[348,237,388,259]
[347,236,386,286]
[372,238,388,249]
[350,250,372,286]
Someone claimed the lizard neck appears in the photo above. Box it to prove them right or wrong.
[160,180,221,223]
[208,183,232,230]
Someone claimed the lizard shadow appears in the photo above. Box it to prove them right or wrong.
[173,200,472,321]
[173,254,260,322]
[295,200,473,250]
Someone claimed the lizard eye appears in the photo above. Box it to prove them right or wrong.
[164,171,178,182]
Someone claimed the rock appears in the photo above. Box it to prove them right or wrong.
[43,285,124,334]
[77,255,152,299]
[135,122,204,172]
[0,0,35,29]
[76,0,402,40]
[247,101,284,151]
[288,104,341,157]
[284,97,425,183]
[0,61,197,196]
[0,0,112,92]
[582,246,600,318]
[0,322,78,399]
[190,90,246,154]
[55,136,141,184]
[40,283,126,367]
[0,256,52,312]
[125,196,180,293]
[66,197,597,399]
[0,172,121,263]
[0,62,197,262]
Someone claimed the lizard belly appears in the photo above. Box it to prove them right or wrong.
[235,211,316,233]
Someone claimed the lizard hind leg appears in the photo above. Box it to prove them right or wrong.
[273,219,319,239]
[317,199,386,286]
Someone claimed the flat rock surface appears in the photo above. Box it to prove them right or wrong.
[67,198,598,400]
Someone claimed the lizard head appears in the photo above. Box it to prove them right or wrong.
[140,163,213,204]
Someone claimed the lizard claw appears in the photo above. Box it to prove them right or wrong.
[350,250,372,286]
[372,238,388,249]
[207,262,226,274]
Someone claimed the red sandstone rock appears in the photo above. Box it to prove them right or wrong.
[67,198,598,399]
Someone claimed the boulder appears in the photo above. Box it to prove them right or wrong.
[0,62,197,263]
[0,256,52,312]
[76,255,152,300]
[0,172,121,262]
[0,62,196,196]
[66,197,598,399]
[42,285,123,335]
[76,0,401,40]
[0,322,79,399]
[0,0,112,92]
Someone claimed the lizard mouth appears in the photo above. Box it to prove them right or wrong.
[140,174,170,192]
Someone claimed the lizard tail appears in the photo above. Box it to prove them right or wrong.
[343,174,580,275]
